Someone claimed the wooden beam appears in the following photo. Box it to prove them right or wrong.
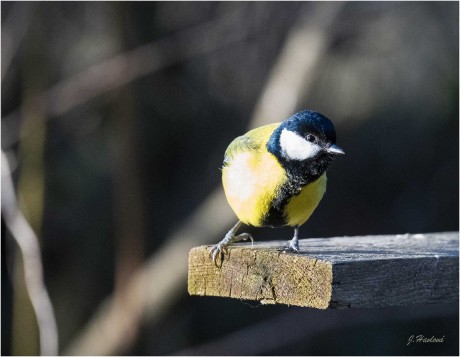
[188,232,459,309]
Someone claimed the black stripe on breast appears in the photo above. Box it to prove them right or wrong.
[262,176,305,227]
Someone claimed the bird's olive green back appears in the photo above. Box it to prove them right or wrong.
[223,123,281,167]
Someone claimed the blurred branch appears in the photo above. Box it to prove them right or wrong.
[250,2,345,128]
[12,16,49,354]
[63,2,345,355]
[110,7,146,350]
[1,152,59,356]
[2,9,250,149]
[1,2,37,81]
[64,189,234,355]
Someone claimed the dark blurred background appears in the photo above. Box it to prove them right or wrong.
[1,1,458,356]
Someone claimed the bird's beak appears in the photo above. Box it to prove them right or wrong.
[327,144,345,155]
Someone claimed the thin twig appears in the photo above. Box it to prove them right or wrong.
[2,152,59,356]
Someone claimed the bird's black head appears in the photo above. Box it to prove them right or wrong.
[267,109,344,183]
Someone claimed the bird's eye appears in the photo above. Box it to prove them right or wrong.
[306,134,316,143]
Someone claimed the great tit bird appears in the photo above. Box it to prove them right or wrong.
[210,109,344,263]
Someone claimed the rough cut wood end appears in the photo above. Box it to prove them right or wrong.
[188,246,333,309]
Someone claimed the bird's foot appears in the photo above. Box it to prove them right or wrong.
[210,232,253,266]
[285,226,300,253]
[287,237,300,253]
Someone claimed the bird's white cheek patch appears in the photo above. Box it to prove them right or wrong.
[280,129,320,160]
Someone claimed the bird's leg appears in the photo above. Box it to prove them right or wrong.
[210,221,253,265]
[288,226,300,253]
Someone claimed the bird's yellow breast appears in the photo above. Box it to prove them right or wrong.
[284,173,327,227]
[223,148,327,228]
[222,150,286,227]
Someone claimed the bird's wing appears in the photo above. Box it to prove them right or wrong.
[223,123,280,167]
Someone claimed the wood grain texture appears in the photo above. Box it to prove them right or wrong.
[188,232,459,309]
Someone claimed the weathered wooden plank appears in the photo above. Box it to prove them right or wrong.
[187,232,459,309]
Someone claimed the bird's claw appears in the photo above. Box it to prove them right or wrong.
[288,240,300,253]
[238,233,254,245]
[209,243,228,266]
[209,232,254,266]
